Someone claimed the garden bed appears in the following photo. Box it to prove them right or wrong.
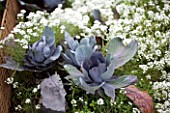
[0,0,170,113]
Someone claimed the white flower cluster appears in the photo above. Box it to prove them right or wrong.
[71,99,77,107]
[97,98,104,105]
[152,79,170,112]
[132,107,140,113]
[15,105,22,111]
[25,98,31,104]
[69,1,170,112]
[111,1,169,112]
[5,77,14,84]
[1,0,113,48]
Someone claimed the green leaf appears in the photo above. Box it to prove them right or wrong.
[40,72,66,111]
[75,45,93,66]
[64,64,84,77]
[79,78,105,94]
[101,59,116,80]
[65,75,81,85]
[108,75,137,89]
[64,31,79,51]
[108,37,138,68]
[43,26,55,47]
[102,83,116,101]
[0,57,25,71]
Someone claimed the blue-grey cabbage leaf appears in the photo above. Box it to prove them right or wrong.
[62,32,97,68]
[40,72,66,111]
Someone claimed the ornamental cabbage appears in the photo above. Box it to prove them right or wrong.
[24,26,62,71]
[62,32,97,68]
[64,37,138,101]
[0,26,62,72]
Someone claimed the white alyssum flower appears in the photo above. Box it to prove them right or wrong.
[155,31,161,37]
[146,74,151,80]
[148,10,154,18]
[123,38,132,46]
[164,100,170,108]
[84,101,88,105]
[6,77,14,84]
[79,97,83,102]
[15,105,22,111]
[17,92,22,96]
[132,108,140,113]
[20,9,26,14]
[25,99,31,104]
[110,99,113,106]
[58,4,63,9]
[97,98,104,105]
[139,65,148,73]
[32,88,38,93]
[35,104,41,109]
[71,99,77,106]
[13,82,18,88]
[37,84,40,90]
[27,29,33,34]
[17,13,24,18]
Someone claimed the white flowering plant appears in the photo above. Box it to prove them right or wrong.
[0,0,170,113]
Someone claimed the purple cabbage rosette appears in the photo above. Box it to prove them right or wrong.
[64,34,138,101]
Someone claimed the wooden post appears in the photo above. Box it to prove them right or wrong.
[0,0,20,113]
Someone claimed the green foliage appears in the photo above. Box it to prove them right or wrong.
[52,26,64,45]
[64,0,74,8]
[66,83,140,113]
[11,71,40,113]
[6,44,25,65]
[63,22,82,36]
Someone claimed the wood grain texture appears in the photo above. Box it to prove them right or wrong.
[0,0,20,113]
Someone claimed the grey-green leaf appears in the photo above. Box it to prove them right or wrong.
[101,59,116,80]
[79,78,105,94]
[108,37,138,68]
[44,45,62,64]
[89,36,96,48]
[65,75,81,86]
[102,83,116,101]
[64,31,79,50]
[43,46,51,58]
[40,72,66,111]
[62,49,79,67]
[81,66,92,82]
[80,36,96,49]
[64,64,84,77]
[80,38,89,46]
[75,45,93,66]
[43,26,55,47]
[0,57,25,71]
[106,54,112,64]
[107,75,137,89]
